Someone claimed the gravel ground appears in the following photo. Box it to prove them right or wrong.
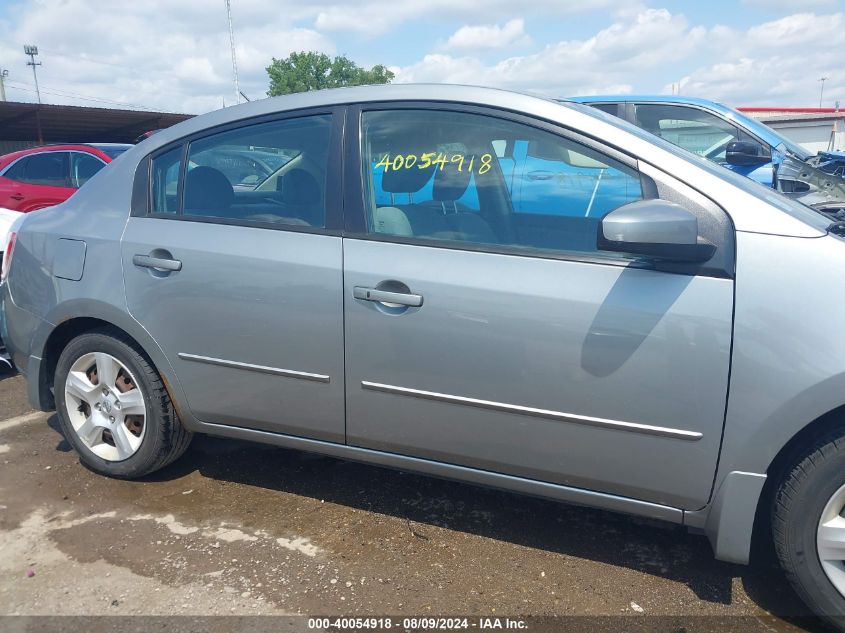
[0,371,829,632]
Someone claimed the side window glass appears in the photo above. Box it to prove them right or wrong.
[590,103,620,117]
[360,109,643,258]
[3,157,29,182]
[70,153,105,188]
[183,115,332,227]
[22,152,68,187]
[633,104,751,162]
[150,146,182,214]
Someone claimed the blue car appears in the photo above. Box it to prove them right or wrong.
[569,95,845,214]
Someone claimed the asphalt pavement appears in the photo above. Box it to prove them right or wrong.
[0,370,829,632]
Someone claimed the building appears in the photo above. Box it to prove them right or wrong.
[0,101,193,154]
[738,107,845,154]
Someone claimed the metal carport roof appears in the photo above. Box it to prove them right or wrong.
[0,101,193,144]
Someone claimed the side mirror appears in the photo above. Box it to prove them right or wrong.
[725,140,769,166]
[598,199,716,262]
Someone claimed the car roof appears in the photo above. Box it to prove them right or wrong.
[568,94,733,109]
[566,94,787,150]
[140,84,563,151]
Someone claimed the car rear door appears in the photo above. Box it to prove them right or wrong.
[121,108,347,441]
[0,152,75,211]
[342,104,734,510]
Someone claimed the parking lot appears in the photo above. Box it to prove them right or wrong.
[0,371,825,631]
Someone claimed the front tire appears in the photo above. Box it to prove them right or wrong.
[54,328,192,478]
[773,428,845,629]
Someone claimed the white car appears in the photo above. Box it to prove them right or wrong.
[0,207,23,368]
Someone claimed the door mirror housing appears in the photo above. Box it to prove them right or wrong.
[598,199,716,262]
[725,140,770,166]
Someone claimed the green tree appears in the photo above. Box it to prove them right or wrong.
[266,51,394,96]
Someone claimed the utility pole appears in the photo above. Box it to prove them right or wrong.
[819,76,829,108]
[24,45,41,104]
[0,70,8,101]
[225,0,240,105]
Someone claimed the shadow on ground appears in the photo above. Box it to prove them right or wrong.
[46,419,826,631]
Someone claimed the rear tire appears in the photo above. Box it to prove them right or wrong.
[772,428,845,630]
[54,328,192,478]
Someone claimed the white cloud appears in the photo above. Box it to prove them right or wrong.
[441,19,531,51]
[0,0,334,113]
[397,9,703,97]
[662,12,843,107]
[742,0,834,9]
[0,1,842,115]
[313,0,630,36]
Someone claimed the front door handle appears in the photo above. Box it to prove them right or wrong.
[353,286,423,307]
[9,193,24,201]
[133,254,182,272]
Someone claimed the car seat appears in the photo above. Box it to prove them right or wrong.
[184,166,234,215]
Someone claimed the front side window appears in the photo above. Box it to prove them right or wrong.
[360,109,643,257]
[70,152,105,188]
[633,104,765,163]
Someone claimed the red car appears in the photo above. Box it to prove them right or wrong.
[0,143,132,212]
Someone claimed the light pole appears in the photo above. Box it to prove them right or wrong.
[225,0,240,105]
[0,70,8,102]
[819,76,829,108]
[24,45,42,104]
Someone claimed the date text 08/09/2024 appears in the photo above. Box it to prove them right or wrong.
[308,617,528,630]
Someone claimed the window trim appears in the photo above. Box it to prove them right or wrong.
[132,105,346,236]
[344,101,734,278]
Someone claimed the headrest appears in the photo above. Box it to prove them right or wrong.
[184,166,234,211]
[277,169,321,205]
[380,161,435,194]
[433,162,471,202]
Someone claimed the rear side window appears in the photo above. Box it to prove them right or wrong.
[3,157,29,182]
[151,146,182,214]
[182,115,332,228]
[7,152,69,187]
[360,109,643,258]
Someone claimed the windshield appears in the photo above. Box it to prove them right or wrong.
[563,101,832,232]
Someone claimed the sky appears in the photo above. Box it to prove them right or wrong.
[0,0,841,115]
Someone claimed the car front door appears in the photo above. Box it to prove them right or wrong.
[121,109,346,441]
[343,105,734,510]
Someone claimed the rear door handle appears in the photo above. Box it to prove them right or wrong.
[353,286,423,307]
[9,194,24,201]
[133,254,182,272]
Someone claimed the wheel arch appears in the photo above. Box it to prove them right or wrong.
[750,404,845,560]
[701,403,845,565]
[33,301,197,431]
